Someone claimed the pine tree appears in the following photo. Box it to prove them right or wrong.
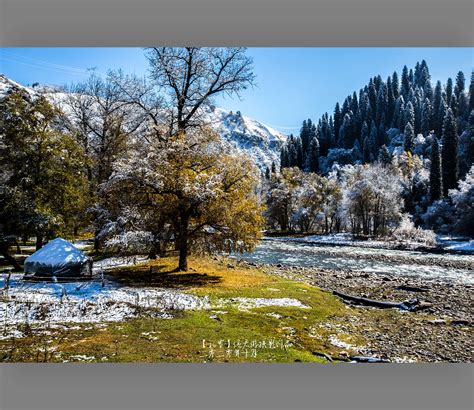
[466,110,474,170]
[441,108,459,196]
[433,80,443,136]
[450,93,458,118]
[386,76,395,125]
[421,98,432,136]
[437,99,447,138]
[419,60,430,88]
[454,71,465,100]
[333,102,342,146]
[288,142,298,168]
[265,166,271,180]
[271,161,276,174]
[369,121,378,157]
[363,136,371,164]
[377,120,386,148]
[280,146,289,170]
[458,92,469,125]
[393,96,405,129]
[392,71,400,99]
[378,145,392,166]
[404,122,415,153]
[403,101,415,131]
[446,78,453,106]
[342,112,355,149]
[368,79,377,114]
[296,136,304,169]
[401,65,410,97]
[469,71,474,113]
[429,137,442,202]
[300,119,310,155]
[423,81,433,102]
[375,83,387,127]
[307,136,320,173]
[360,120,369,146]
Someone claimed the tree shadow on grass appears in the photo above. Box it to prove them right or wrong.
[106,264,222,289]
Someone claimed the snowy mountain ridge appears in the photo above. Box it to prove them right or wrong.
[0,74,287,171]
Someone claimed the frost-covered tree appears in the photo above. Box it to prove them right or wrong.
[449,165,474,236]
[404,122,415,153]
[110,127,264,271]
[342,164,403,236]
[378,145,392,166]
[64,72,144,250]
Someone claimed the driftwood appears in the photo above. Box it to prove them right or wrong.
[312,351,389,363]
[332,290,427,312]
[350,356,390,363]
[396,284,429,293]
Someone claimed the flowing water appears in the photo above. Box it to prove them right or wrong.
[238,238,474,283]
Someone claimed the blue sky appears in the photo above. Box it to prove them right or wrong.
[1,48,472,134]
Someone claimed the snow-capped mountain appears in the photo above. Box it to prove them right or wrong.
[0,74,287,171]
[205,106,286,171]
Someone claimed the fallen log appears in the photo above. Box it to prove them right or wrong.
[396,284,429,293]
[350,355,390,363]
[332,290,424,312]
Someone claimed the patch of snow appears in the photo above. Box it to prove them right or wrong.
[219,297,310,310]
[0,274,210,325]
[92,255,148,271]
[329,335,356,350]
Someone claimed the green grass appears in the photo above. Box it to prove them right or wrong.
[0,256,364,363]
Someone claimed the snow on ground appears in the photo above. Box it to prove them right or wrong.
[0,255,311,327]
[328,335,356,350]
[0,273,210,324]
[92,255,149,271]
[218,297,310,311]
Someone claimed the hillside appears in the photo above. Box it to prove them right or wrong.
[0,74,286,171]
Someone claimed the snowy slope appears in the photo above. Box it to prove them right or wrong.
[205,107,287,171]
[0,74,287,171]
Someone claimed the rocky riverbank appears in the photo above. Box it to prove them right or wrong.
[239,260,473,362]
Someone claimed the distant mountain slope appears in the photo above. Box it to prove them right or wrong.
[0,74,287,171]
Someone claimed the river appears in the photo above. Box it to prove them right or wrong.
[238,237,474,283]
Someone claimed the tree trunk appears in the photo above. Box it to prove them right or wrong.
[1,250,22,272]
[94,229,100,252]
[177,214,189,271]
[149,237,161,259]
[35,235,43,251]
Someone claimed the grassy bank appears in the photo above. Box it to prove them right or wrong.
[1,256,363,363]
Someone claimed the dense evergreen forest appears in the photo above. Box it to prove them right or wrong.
[270,62,473,237]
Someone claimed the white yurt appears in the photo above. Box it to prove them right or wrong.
[24,237,92,280]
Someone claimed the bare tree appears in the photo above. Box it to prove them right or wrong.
[63,72,146,249]
[146,47,256,134]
